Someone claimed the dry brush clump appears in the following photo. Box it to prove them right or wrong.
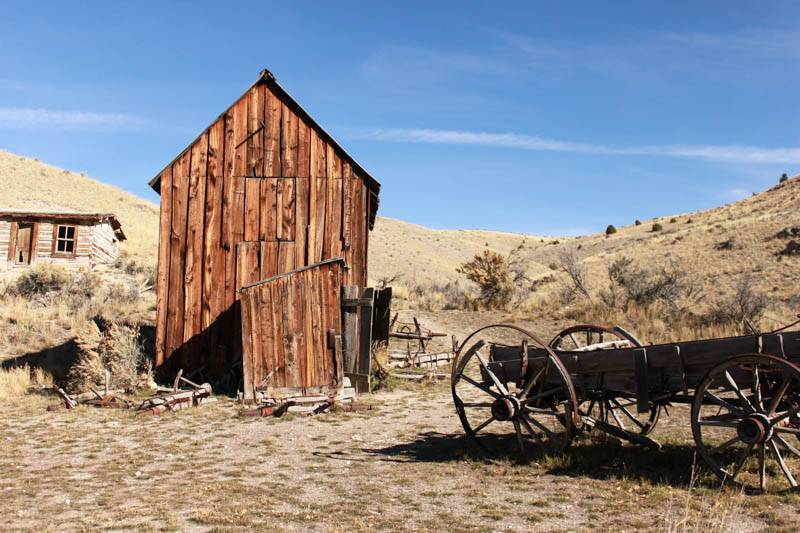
[67,320,154,393]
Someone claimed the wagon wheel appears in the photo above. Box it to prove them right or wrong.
[452,324,578,457]
[550,324,661,436]
[692,354,800,492]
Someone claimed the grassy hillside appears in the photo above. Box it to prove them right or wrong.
[0,150,159,261]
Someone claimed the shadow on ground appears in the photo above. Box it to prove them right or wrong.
[359,431,707,488]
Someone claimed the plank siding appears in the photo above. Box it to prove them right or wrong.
[152,74,379,382]
[239,260,342,399]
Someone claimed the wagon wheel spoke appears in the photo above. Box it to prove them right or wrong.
[773,435,800,459]
[724,371,756,415]
[522,387,562,405]
[461,402,494,408]
[769,405,800,427]
[767,376,791,416]
[518,413,544,445]
[519,364,547,399]
[609,397,647,431]
[752,366,763,411]
[704,390,747,419]
[607,400,627,431]
[513,419,525,453]
[460,374,503,400]
[711,435,741,454]
[568,333,580,349]
[473,415,496,435]
[522,409,558,440]
[768,440,798,488]
[731,442,756,481]
[474,351,509,397]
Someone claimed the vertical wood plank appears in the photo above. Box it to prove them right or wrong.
[281,103,298,177]
[342,162,352,250]
[240,288,254,400]
[358,287,375,381]
[310,266,325,387]
[294,178,308,267]
[268,281,283,387]
[303,268,315,387]
[232,98,248,177]
[166,151,191,371]
[280,276,298,387]
[294,270,306,389]
[183,134,208,368]
[341,285,359,376]
[155,170,173,370]
[277,178,296,241]
[277,241,295,273]
[202,120,225,334]
[297,119,310,178]
[246,84,265,177]
[264,88,281,177]
[260,178,278,241]
[313,134,327,262]
[260,241,278,280]
[244,178,260,241]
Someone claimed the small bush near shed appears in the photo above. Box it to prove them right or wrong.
[652,223,663,232]
[7,264,70,297]
[605,225,617,235]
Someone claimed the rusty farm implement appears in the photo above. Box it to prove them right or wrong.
[451,321,800,491]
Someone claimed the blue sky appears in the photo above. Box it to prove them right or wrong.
[1,1,798,235]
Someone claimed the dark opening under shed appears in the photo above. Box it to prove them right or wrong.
[149,70,382,396]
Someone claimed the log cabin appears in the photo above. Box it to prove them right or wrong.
[0,211,125,270]
[149,70,381,393]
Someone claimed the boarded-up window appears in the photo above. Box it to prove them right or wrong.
[55,225,76,255]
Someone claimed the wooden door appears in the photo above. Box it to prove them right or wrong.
[239,258,343,401]
[14,223,33,265]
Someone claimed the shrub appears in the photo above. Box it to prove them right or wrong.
[605,225,617,235]
[8,264,70,297]
[710,276,768,334]
[600,256,702,311]
[652,223,663,232]
[635,220,641,226]
[456,249,513,307]
[780,173,788,183]
[670,218,677,223]
[556,247,591,302]
[68,321,154,393]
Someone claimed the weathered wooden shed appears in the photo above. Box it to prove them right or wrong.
[0,211,125,270]
[149,70,381,392]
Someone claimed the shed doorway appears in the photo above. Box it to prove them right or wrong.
[14,223,34,265]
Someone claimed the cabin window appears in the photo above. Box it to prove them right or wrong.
[55,225,76,255]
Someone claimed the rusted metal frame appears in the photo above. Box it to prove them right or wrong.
[237,257,345,292]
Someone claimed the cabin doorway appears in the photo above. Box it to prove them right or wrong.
[14,223,34,265]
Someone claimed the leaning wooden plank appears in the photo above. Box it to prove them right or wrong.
[356,287,374,389]
[303,267,315,387]
[240,288,254,400]
[155,169,173,369]
[341,285,359,376]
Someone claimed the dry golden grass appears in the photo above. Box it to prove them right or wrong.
[0,150,159,261]
[0,365,52,401]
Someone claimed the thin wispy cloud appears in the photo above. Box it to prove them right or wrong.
[0,107,143,131]
[353,128,800,165]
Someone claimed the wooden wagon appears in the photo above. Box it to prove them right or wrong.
[451,321,800,491]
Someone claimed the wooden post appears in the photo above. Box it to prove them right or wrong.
[356,288,375,393]
[341,286,359,376]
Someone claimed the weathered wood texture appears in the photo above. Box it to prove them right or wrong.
[489,330,800,396]
[239,259,343,400]
[152,74,378,379]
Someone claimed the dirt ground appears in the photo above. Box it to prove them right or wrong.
[2,309,800,532]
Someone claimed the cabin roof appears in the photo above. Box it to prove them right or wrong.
[148,69,381,226]
[0,211,126,241]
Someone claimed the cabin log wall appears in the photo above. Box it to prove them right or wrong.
[154,77,376,378]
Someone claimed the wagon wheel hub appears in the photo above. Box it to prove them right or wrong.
[738,414,771,445]
[491,396,520,422]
